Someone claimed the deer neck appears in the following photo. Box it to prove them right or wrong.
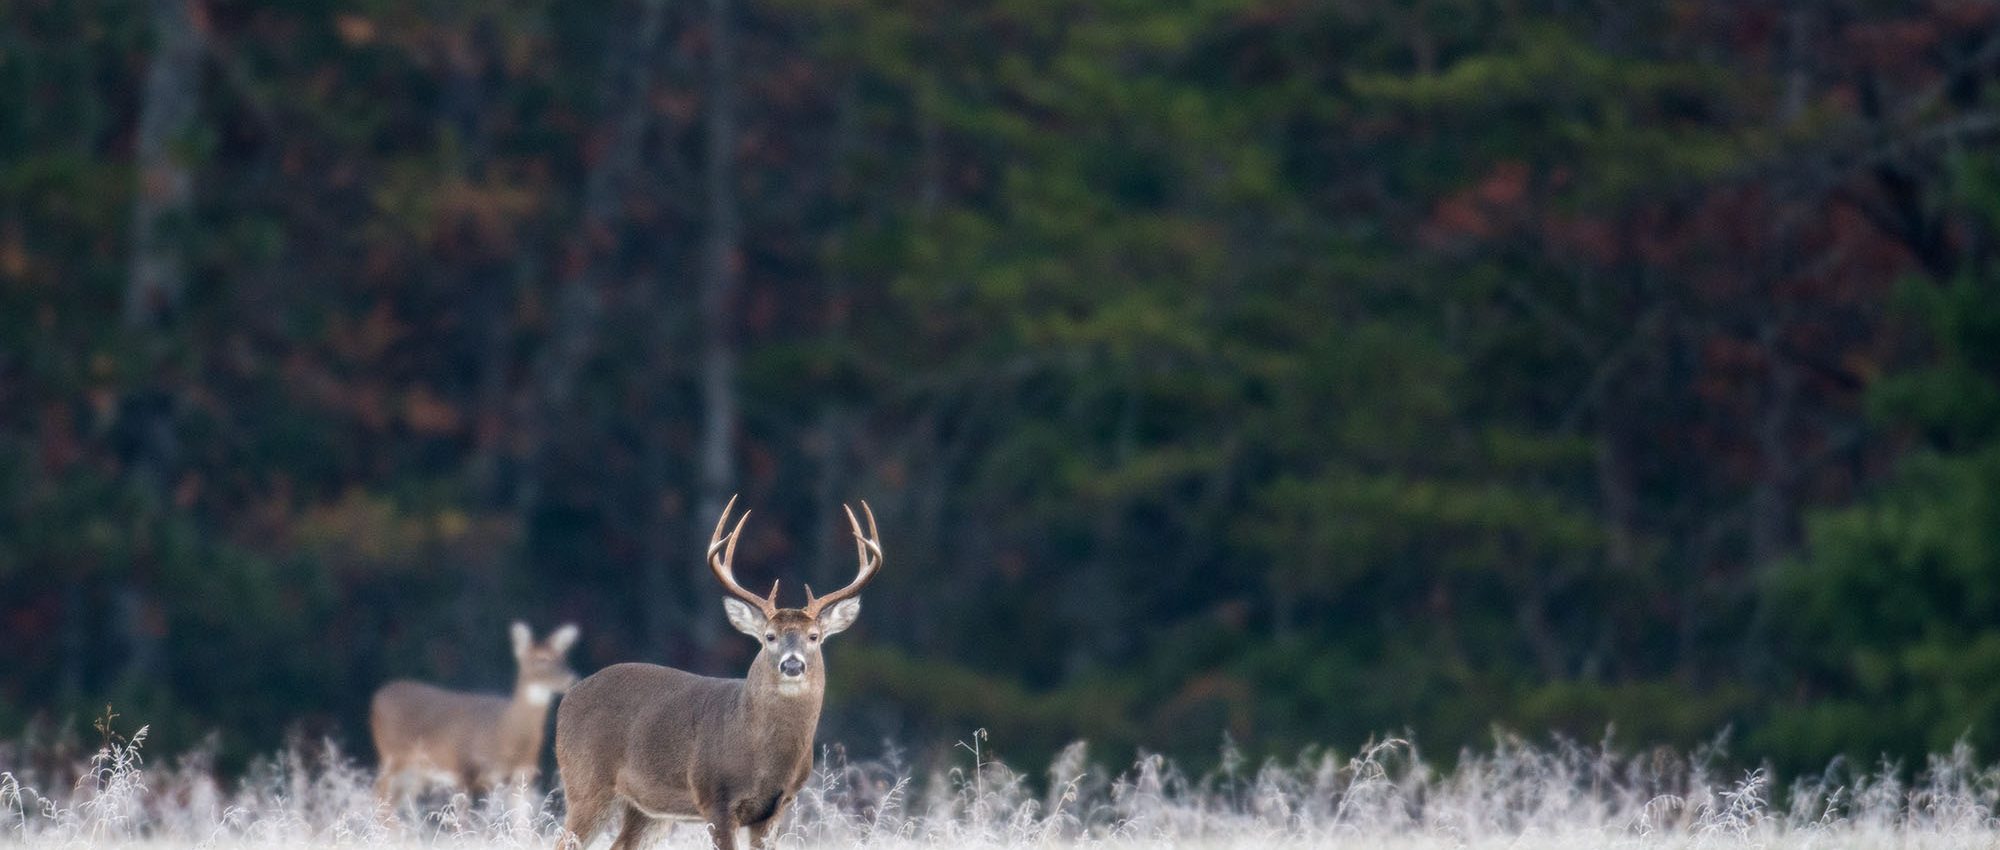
[515,679,559,710]
[500,683,553,752]
[738,655,823,754]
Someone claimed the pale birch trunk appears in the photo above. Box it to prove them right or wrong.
[117,0,203,690]
[693,0,742,652]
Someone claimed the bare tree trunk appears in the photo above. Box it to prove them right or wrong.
[633,224,689,660]
[810,409,848,593]
[58,582,86,702]
[514,0,670,520]
[810,77,863,594]
[118,0,204,691]
[916,72,942,220]
[1750,7,1811,570]
[1516,581,1567,680]
[1742,9,1814,678]
[440,17,511,684]
[126,0,202,328]
[693,0,742,653]
[638,421,688,663]
[1071,380,1139,673]
[1750,319,1799,567]
[1595,432,1635,573]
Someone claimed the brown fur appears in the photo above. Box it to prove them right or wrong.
[555,607,856,850]
[371,622,578,801]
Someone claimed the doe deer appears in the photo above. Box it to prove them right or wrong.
[371,621,580,801]
[554,497,880,850]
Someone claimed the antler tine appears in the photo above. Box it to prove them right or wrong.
[706,496,778,617]
[849,503,881,570]
[804,501,883,617]
[706,506,749,569]
[708,493,739,546]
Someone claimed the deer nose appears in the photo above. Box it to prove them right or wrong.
[778,655,806,677]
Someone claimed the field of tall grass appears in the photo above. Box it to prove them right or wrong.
[4,721,1998,849]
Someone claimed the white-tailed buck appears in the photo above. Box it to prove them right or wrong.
[371,621,580,800]
[554,497,880,850]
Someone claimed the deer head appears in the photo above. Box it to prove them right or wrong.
[509,621,581,705]
[707,495,878,696]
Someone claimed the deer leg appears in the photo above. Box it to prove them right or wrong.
[556,788,612,850]
[743,794,791,850]
[744,818,775,850]
[374,761,399,806]
[703,810,738,850]
[605,804,662,850]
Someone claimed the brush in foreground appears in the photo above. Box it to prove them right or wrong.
[8,723,2000,849]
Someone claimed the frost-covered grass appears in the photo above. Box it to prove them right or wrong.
[4,723,1999,849]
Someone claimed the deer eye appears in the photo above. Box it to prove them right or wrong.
[764,633,776,643]
[809,633,820,642]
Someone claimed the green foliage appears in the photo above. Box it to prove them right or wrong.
[2,0,1996,775]
[1766,261,2000,768]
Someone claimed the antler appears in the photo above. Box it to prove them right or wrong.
[803,501,882,618]
[708,494,779,618]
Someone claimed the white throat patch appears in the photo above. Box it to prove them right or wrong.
[522,685,553,706]
[774,679,810,697]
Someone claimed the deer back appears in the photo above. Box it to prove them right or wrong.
[370,681,528,776]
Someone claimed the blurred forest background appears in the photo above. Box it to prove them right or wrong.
[5,0,2000,776]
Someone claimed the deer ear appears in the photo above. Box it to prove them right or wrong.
[818,598,861,637]
[510,621,533,657]
[723,599,767,637]
[548,623,580,653]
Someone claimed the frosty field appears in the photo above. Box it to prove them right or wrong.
[6,726,2000,850]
